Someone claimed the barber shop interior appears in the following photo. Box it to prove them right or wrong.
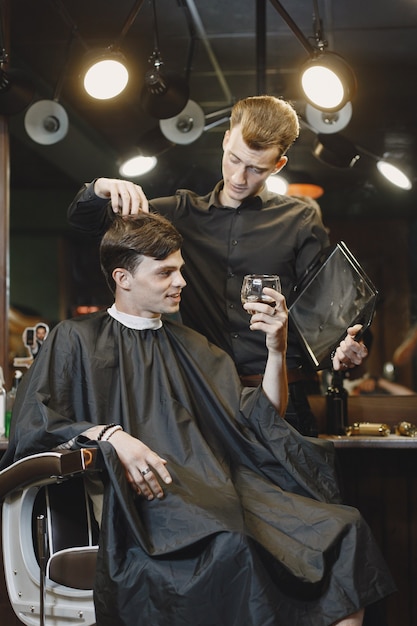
[0,1,416,625]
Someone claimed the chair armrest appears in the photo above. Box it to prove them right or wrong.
[0,448,100,501]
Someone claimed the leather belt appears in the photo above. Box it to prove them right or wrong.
[239,374,263,387]
[239,368,316,387]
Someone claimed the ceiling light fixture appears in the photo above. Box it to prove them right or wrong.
[300,52,356,111]
[83,51,129,100]
[375,133,414,190]
[268,0,356,112]
[311,130,413,190]
[313,133,360,169]
[82,0,145,100]
[119,154,158,178]
[140,0,189,119]
[24,99,69,145]
[159,103,231,145]
[347,134,414,190]
[24,29,74,144]
[119,126,176,177]
[376,159,412,191]
[266,174,289,194]
[159,100,205,145]
[304,101,353,134]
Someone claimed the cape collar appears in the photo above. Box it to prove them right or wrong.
[107,304,163,330]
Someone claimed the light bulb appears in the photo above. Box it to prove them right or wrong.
[266,175,288,194]
[84,59,129,100]
[376,160,412,190]
[119,156,157,177]
[300,52,356,112]
[302,66,345,110]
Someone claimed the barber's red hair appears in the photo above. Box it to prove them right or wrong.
[230,95,300,158]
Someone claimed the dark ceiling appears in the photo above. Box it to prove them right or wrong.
[6,0,417,216]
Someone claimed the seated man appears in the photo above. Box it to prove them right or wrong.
[2,213,395,626]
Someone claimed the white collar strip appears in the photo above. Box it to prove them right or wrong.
[107,304,163,330]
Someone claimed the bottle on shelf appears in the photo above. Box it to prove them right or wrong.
[5,370,23,439]
[326,369,348,435]
[0,367,6,438]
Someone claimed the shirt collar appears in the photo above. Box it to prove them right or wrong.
[208,180,264,211]
[107,304,163,330]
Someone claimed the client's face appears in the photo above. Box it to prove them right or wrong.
[121,249,186,318]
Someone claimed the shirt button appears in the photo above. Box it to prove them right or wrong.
[229,303,234,309]
[232,333,239,339]
[227,272,235,278]
[232,240,238,246]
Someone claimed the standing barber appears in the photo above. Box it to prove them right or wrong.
[68,95,367,436]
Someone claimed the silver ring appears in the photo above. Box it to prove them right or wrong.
[141,467,151,476]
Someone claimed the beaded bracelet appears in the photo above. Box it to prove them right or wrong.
[101,425,124,442]
[96,423,117,441]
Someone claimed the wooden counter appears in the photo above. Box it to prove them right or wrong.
[309,393,417,433]
[321,433,417,448]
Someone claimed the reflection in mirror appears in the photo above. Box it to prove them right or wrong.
[324,217,417,396]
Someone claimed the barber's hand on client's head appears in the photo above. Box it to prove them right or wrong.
[94,177,150,216]
[332,324,368,371]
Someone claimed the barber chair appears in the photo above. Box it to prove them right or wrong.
[0,448,101,625]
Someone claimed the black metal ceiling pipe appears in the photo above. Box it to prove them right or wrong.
[256,0,267,95]
[268,0,315,56]
[115,0,146,46]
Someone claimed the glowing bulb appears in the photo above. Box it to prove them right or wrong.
[84,59,129,100]
[266,175,288,194]
[119,156,157,177]
[302,66,345,110]
[376,160,412,190]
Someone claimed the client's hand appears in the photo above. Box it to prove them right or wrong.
[243,288,288,355]
[243,288,288,416]
[109,430,172,500]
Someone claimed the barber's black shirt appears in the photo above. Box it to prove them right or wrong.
[68,181,330,375]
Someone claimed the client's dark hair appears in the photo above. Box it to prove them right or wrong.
[100,212,183,294]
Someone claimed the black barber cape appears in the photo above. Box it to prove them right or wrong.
[2,312,395,626]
